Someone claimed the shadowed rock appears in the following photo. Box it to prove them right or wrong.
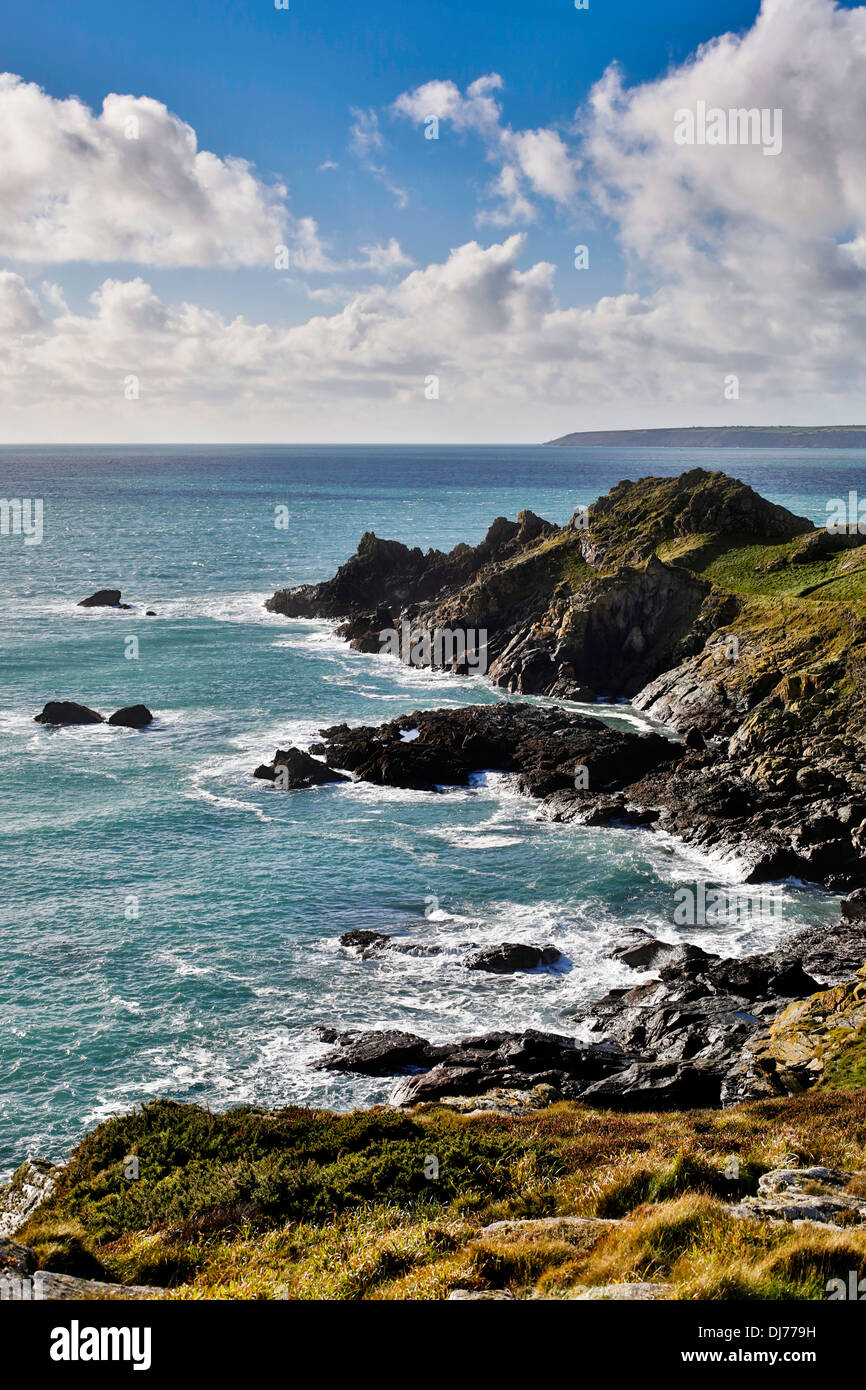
[462,943,563,973]
[108,705,153,729]
[34,701,104,725]
[78,589,130,609]
[254,746,349,788]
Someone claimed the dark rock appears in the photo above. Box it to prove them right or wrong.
[842,889,866,922]
[579,1061,723,1111]
[145,610,157,617]
[34,701,104,725]
[609,929,679,971]
[312,1030,431,1075]
[254,747,349,789]
[78,589,124,608]
[307,703,676,795]
[108,705,153,728]
[461,942,563,973]
[339,930,391,956]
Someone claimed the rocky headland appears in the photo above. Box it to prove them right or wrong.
[256,470,866,1116]
[263,469,866,891]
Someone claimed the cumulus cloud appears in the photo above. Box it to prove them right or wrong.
[392,73,578,223]
[0,74,290,267]
[3,0,866,441]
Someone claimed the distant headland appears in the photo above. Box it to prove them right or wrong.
[543,425,866,448]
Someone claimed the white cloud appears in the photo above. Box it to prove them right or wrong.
[4,0,866,441]
[0,74,289,267]
[349,107,408,209]
[392,73,578,224]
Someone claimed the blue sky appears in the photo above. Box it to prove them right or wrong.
[3,0,766,319]
[0,0,864,441]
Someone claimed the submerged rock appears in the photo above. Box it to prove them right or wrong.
[34,701,104,725]
[339,930,393,957]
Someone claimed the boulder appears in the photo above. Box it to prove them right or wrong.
[108,705,153,729]
[311,1029,431,1075]
[34,701,104,726]
[78,589,129,609]
[842,889,866,923]
[730,1167,866,1227]
[462,943,563,973]
[608,929,678,972]
[254,747,349,788]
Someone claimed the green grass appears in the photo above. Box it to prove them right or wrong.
[18,1090,866,1300]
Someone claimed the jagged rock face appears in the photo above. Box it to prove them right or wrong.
[265,510,556,621]
[261,470,866,887]
[312,703,676,794]
[579,468,813,570]
[253,746,349,788]
[730,964,866,1101]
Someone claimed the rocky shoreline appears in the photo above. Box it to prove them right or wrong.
[305,895,866,1113]
[255,470,866,1113]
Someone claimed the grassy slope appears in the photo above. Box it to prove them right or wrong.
[18,1094,866,1301]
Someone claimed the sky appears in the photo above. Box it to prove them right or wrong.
[1,0,865,442]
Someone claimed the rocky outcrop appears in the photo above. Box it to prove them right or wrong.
[462,943,563,973]
[262,469,866,888]
[264,702,864,890]
[581,912,866,1108]
[265,471,810,702]
[34,701,104,725]
[730,1167,866,1227]
[108,705,153,728]
[313,1026,628,1105]
[78,589,131,609]
[253,747,349,788]
[309,908,866,1112]
[311,703,675,794]
[729,965,866,1101]
[0,1159,59,1238]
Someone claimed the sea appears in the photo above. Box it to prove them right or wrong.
[0,444,859,1174]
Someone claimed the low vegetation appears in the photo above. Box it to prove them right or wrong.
[18,1091,866,1300]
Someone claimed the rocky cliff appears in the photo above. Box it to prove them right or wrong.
[265,469,866,889]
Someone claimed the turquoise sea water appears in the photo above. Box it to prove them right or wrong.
[0,445,859,1173]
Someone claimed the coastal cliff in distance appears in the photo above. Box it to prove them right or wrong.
[544,425,866,448]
